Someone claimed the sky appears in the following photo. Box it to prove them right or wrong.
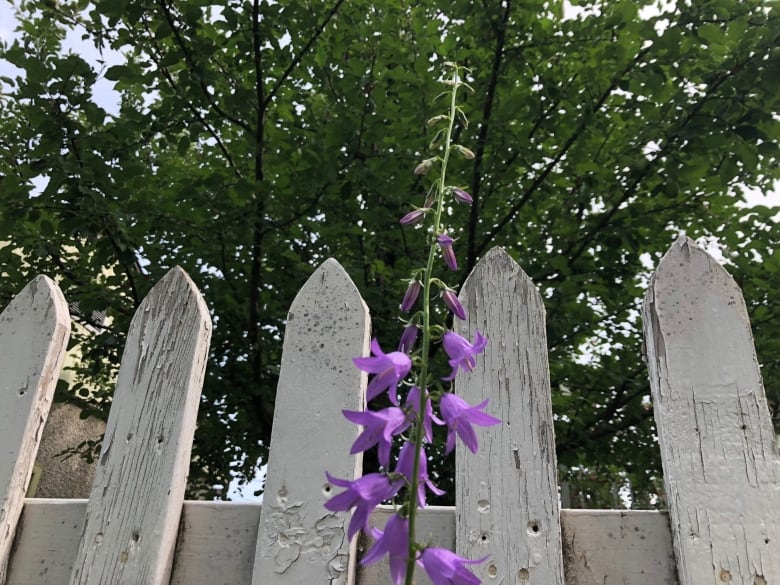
[0,2,123,113]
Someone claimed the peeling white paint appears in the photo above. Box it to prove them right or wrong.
[455,247,565,585]
[251,259,369,585]
[68,267,211,585]
[644,237,779,585]
[0,276,69,585]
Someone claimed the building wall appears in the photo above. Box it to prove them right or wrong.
[32,402,105,498]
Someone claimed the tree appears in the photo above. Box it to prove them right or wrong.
[1,0,778,503]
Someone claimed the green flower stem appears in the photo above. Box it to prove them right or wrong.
[404,64,463,585]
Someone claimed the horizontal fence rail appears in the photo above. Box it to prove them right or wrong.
[1,237,776,585]
[9,500,676,585]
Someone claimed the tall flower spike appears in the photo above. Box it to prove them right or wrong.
[331,63,490,585]
[353,339,412,404]
[440,392,501,454]
[437,233,458,271]
[441,330,488,381]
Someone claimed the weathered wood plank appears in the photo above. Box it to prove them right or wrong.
[169,502,260,585]
[6,499,85,584]
[455,247,564,585]
[0,276,70,584]
[7,499,263,585]
[560,510,677,585]
[356,506,455,585]
[643,236,779,585]
[251,259,370,585]
[8,501,677,585]
[68,267,211,585]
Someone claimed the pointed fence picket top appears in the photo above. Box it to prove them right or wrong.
[68,267,211,585]
[643,236,780,585]
[0,276,70,584]
[251,258,370,585]
[456,247,565,585]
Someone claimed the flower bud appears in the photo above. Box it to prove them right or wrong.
[426,114,448,126]
[456,145,476,160]
[400,280,422,312]
[400,209,426,225]
[428,130,444,150]
[398,324,419,354]
[413,159,433,175]
[441,289,467,320]
[452,188,473,204]
[437,233,458,271]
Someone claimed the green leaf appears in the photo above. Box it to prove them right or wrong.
[104,64,131,81]
[697,23,725,46]
[1,0,777,508]
[177,136,190,156]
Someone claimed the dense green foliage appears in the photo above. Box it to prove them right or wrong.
[1,0,778,504]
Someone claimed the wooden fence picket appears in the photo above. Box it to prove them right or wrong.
[68,267,211,585]
[4,237,780,585]
[0,276,70,585]
[643,236,779,585]
[455,247,565,585]
[251,259,370,585]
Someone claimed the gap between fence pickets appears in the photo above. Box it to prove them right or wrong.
[9,500,677,585]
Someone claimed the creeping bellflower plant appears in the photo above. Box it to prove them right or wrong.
[325,63,499,585]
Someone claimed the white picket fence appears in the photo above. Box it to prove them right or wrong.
[1,236,777,585]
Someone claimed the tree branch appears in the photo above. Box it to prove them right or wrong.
[475,46,652,259]
[139,13,243,178]
[466,1,511,270]
[248,0,266,388]
[263,0,347,109]
[157,0,253,134]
